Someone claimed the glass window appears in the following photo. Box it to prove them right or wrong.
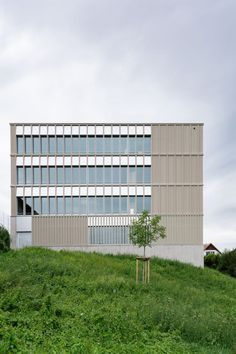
[33,197,40,215]
[65,197,72,214]
[96,167,103,184]
[41,167,48,184]
[88,137,95,154]
[80,167,87,184]
[128,137,136,153]
[80,196,87,214]
[65,167,71,184]
[72,136,79,153]
[65,136,72,154]
[144,166,151,183]
[113,196,120,213]
[113,166,120,184]
[57,197,64,214]
[49,136,56,154]
[17,167,24,184]
[57,167,64,184]
[104,167,112,184]
[121,196,127,213]
[105,196,111,214]
[57,136,64,154]
[112,136,120,154]
[25,197,32,215]
[17,197,24,215]
[120,167,127,184]
[129,196,135,214]
[41,197,48,214]
[128,166,136,183]
[33,167,40,184]
[137,196,143,213]
[79,137,86,154]
[17,136,24,154]
[96,197,104,214]
[49,167,56,184]
[41,136,48,154]
[49,197,56,214]
[72,167,79,184]
[104,137,111,154]
[120,137,128,154]
[25,136,32,154]
[25,167,32,184]
[33,136,40,154]
[144,136,151,153]
[144,196,151,212]
[137,167,143,183]
[96,137,104,154]
[73,197,79,214]
[136,137,143,153]
[88,197,96,214]
[88,167,95,184]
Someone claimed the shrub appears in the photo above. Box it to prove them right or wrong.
[204,254,221,269]
[0,225,10,252]
[218,249,236,278]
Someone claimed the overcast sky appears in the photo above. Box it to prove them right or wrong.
[0,0,235,250]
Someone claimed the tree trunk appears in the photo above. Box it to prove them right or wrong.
[144,246,146,258]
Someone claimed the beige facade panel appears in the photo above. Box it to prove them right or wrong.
[152,186,203,215]
[152,155,203,184]
[10,125,16,155]
[11,187,17,217]
[152,124,203,154]
[32,216,88,247]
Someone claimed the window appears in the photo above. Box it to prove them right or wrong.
[41,167,48,184]
[121,196,127,213]
[88,167,95,184]
[33,197,40,215]
[33,167,40,184]
[65,136,72,154]
[57,197,64,214]
[144,136,151,153]
[17,136,24,154]
[57,136,64,154]
[96,196,104,214]
[113,166,120,184]
[65,197,72,214]
[25,136,32,154]
[137,196,143,213]
[33,136,40,154]
[96,137,104,154]
[49,167,56,184]
[137,167,143,183]
[120,137,128,154]
[41,136,48,154]
[41,197,48,214]
[79,137,86,154]
[17,167,24,184]
[104,167,112,184]
[49,197,56,214]
[80,167,87,184]
[73,197,79,214]
[65,167,71,184]
[57,167,64,184]
[49,136,56,154]
[136,137,143,153]
[25,167,32,184]
[105,196,111,214]
[128,137,136,153]
[129,196,135,214]
[87,137,95,154]
[144,166,151,183]
[144,196,151,212]
[72,167,79,184]
[25,197,32,215]
[96,167,103,184]
[120,167,127,184]
[88,197,96,214]
[17,197,24,215]
[72,136,79,153]
[113,196,120,213]
[128,166,136,183]
[104,137,111,154]
[112,136,120,154]
[80,196,87,214]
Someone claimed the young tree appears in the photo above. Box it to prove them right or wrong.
[129,210,166,257]
[0,225,11,252]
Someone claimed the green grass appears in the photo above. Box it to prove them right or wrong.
[0,248,236,354]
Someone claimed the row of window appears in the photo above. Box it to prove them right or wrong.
[90,226,130,245]
[17,195,151,215]
[17,166,151,185]
[16,135,151,155]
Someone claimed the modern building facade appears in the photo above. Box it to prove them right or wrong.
[10,123,203,266]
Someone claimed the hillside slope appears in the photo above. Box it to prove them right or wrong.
[0,248,235,354]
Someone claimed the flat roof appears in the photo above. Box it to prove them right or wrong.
[10,123,204,126]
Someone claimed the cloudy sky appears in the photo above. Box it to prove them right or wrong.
[0,0,235,250]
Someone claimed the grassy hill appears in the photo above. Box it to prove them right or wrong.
[0,248,236,354]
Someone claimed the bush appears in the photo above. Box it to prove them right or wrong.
[218,249,236,278]
[204,254,221,269]
[0,225,10,252]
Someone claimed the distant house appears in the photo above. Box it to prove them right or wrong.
[204,243,221,256]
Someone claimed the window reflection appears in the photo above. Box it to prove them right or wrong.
[17,136,24,154]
